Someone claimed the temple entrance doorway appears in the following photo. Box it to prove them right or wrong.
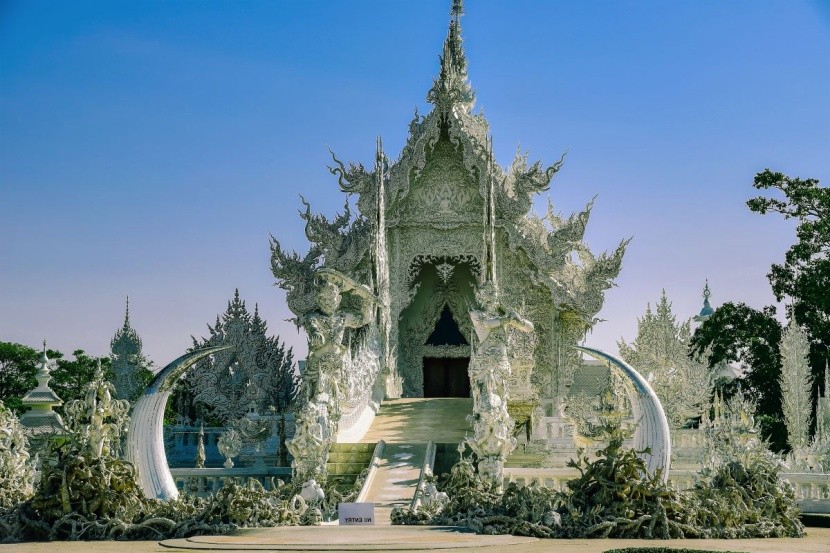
[422,357,471,397]
[398,257,479,398]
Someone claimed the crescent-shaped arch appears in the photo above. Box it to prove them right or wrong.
[126,345,230,500]
[575,345,671,481]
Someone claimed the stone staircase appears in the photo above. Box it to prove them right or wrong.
[333,398,560,523]
[505,447,548,468]
[326,443,376,494]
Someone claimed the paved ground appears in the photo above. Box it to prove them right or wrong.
[1,526,828,553]
[360,398,471,444]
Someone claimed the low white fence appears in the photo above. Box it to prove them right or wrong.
[170,466,292,497]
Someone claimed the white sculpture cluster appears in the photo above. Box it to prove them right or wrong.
[780,320,830,472]
[217,427,242,468]
[187,290,297,424]
[618,291,712,429]
[63,361,130,459]
[0,402,34,511]
[284,269,377,483]
[110,298,151,402]
[779,318,814,449]
[702,390,768,469]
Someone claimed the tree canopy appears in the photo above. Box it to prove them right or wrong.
[0,342,39,414]
[689,302,786,450]
[0,342,111,415]
[748,170,829,409]
[691,170,829,452]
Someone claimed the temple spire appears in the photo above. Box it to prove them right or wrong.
[427,0,475,111]
[111,298,145,401]
[20,340,65,438]
[693,279,715,324]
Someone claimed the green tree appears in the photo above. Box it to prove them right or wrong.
[747,170,830,428]
[51,350,112,407]
[0,342,109,415]
[690,303,786,451]
[691,170,829,451]
[0,342,40,414]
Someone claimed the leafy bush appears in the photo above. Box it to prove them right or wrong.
[394,429,804,540]
[557,435,695,538]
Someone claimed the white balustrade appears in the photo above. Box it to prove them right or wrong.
[169,467,292,498]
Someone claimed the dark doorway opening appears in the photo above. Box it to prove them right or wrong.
[423,357,471,397]
[427,305,469,346]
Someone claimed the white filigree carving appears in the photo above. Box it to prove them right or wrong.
[270,0,627,459]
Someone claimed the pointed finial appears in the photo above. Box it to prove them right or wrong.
[694,279,714,322]
[95,358,105,381]
[427,0,474,110]
[124,295,131,328]
[376,135,385,167]
[39,340,50,370]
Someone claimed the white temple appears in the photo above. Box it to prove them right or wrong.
[270,0,630,486]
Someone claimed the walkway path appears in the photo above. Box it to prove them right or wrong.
[354,398,472,523]
[361,443,428,524]
[5,527,828,552]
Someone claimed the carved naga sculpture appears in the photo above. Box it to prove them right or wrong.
[287,268,376,483]
[301,268,376,402]
[466,282,533,489]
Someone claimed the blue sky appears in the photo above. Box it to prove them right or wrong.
[1,1,829,365]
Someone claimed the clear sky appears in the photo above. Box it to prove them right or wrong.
[1,1,829,366]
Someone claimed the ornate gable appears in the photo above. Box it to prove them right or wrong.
[398,122,482,228]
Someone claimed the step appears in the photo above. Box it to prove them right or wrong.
[433,442,462,477]
[326,443,376,491]
[505,452,547,468]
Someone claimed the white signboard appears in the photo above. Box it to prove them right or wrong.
[338,502,375,525]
